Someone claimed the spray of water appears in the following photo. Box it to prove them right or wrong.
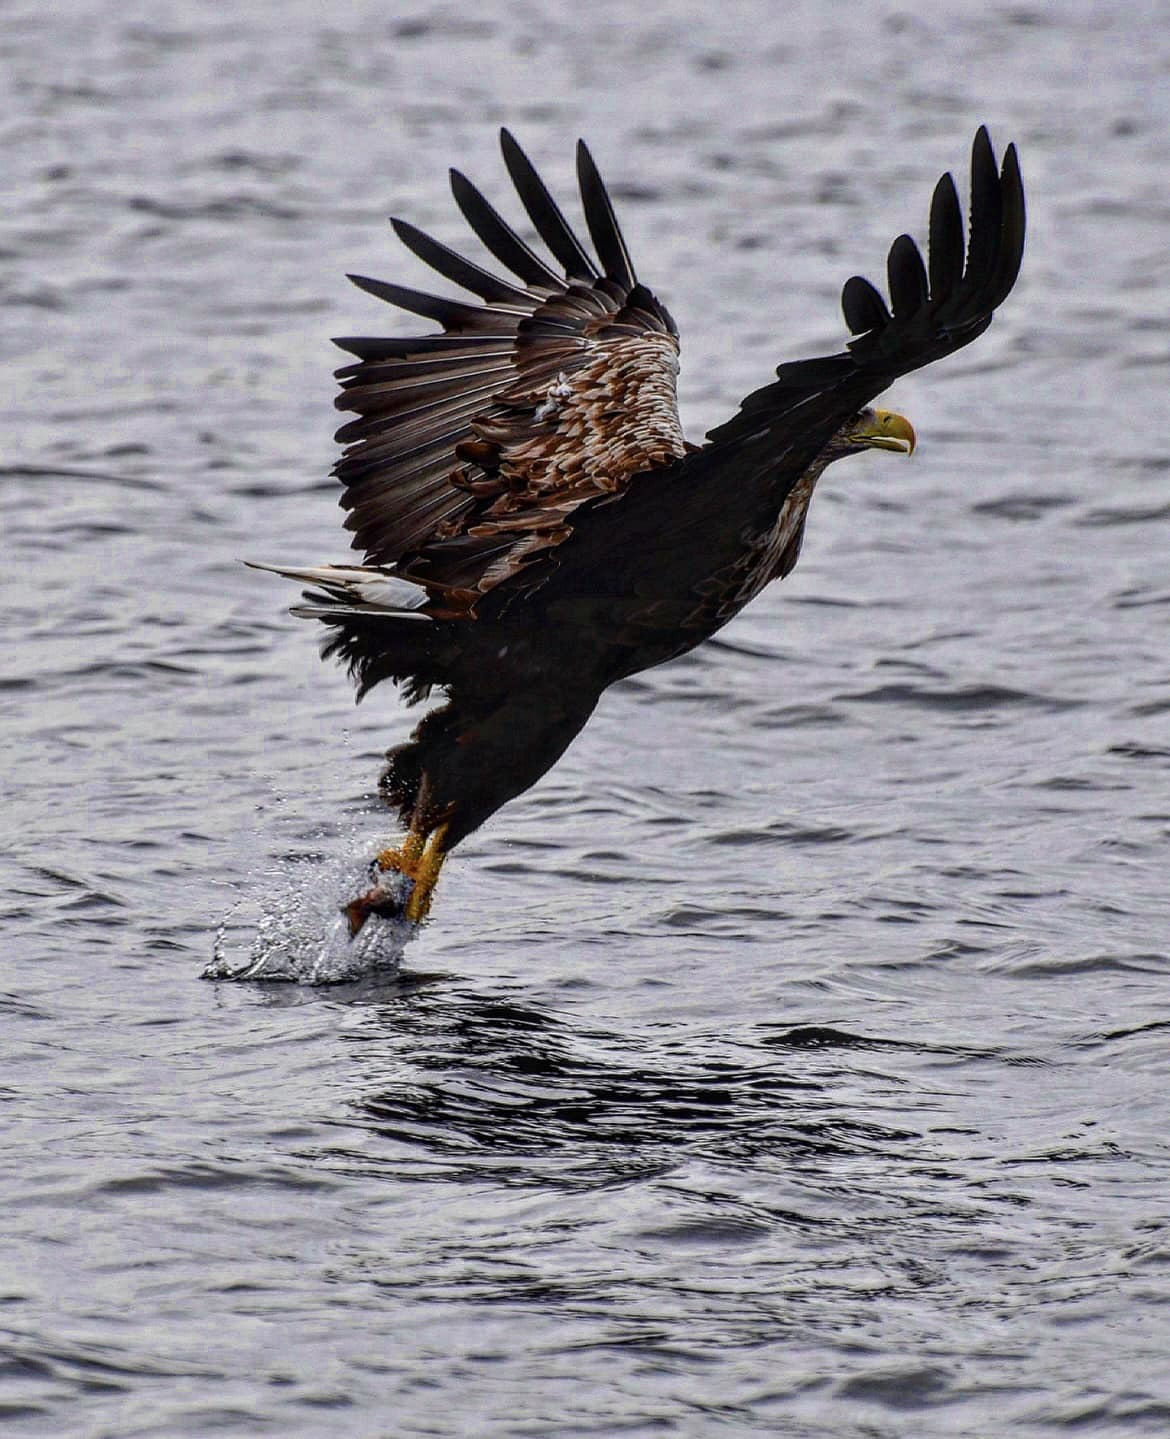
[204,851,418,984]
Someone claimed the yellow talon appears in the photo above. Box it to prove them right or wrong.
[374,828,425,877]
[404,824,449,923]
[345,824,449,935]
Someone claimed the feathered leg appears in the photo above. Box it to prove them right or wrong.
[345,687,598,937]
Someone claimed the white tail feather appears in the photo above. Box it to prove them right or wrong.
[245,560,431,617]
[289,601,431,621]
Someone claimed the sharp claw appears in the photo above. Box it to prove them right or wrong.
[345,832,438,939]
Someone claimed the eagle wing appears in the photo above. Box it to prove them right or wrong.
[332,131,685,617]
[702,126,1024,460]
[522,127,1025,658]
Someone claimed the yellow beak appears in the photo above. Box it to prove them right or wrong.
[855,409,917,455]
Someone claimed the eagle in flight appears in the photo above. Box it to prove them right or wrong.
[253,127,1025,933]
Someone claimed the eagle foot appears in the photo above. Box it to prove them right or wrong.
[343,835,422,936]
[343,828,447,936]
[402,828,448,924]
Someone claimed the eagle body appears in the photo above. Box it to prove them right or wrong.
[253,128,1024,924]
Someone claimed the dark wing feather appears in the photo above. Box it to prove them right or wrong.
[333,334,518,360]
[332,131,684,606]
[841,275,891,335]
[576,140,636,289]
[499,128,598,283]
[448,168,563,289]
[389,219,534,306]
[345,274,512,329]
[927,171,964,305]
[887,233,929,319]
[985,143,1026,311]
[959,126,1002,318]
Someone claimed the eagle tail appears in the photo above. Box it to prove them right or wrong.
[244,560,431,615]
[245,560,453,703]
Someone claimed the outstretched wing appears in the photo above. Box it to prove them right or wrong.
[333,130,685,616]
[703,126,1025,459]
[523,127,1025,658]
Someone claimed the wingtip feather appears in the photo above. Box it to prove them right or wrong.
[499,130,598,282]
[575,138,636,289]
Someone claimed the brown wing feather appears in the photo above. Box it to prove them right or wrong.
[333,134,685,612]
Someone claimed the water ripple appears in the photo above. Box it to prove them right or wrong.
[5,1,1170,1434]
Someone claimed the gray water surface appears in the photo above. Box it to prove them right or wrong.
[4,1,1170,1434]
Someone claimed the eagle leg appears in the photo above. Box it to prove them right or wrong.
[403,823,450,923]
[374,828,426,877]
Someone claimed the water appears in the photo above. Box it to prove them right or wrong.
[207,852,417,984]
[4,0,1170,1433]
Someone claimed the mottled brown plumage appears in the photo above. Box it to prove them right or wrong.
[254,127,1025,927]
[334,160,686,615]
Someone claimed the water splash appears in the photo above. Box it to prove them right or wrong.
[204,852,419,984]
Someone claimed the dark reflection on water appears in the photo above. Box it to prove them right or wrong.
[351,996,917,1191]
[6,0,1170,1434]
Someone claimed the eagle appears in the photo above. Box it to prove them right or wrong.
[253,127,1024,934]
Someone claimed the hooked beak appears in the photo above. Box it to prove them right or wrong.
[851,408,917,455]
